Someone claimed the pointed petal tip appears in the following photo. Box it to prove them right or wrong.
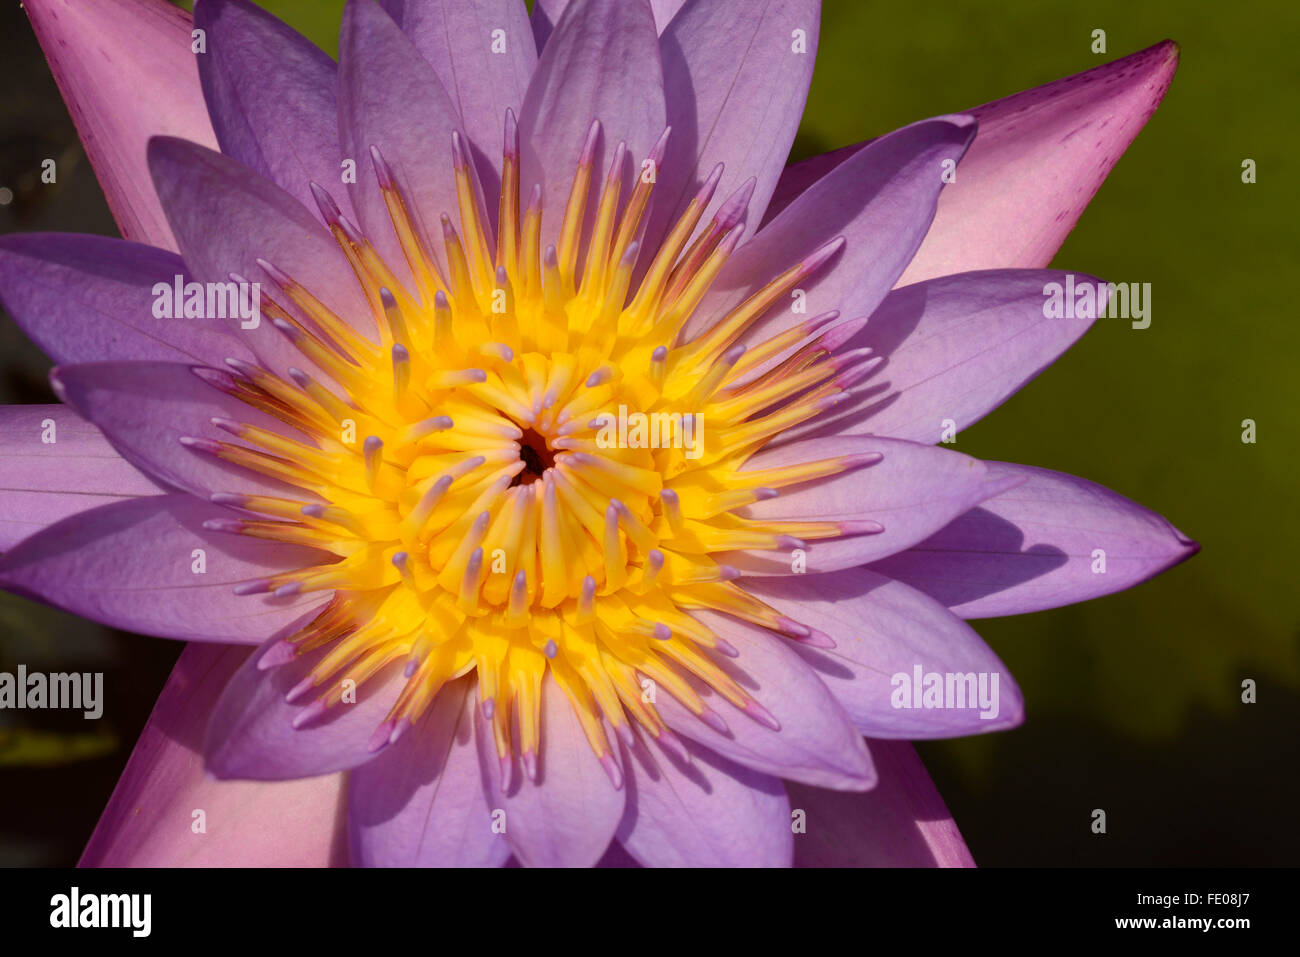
[144,132,189,167]
[934,111,979,133]
[1164,522,1201,565]
[841,763,879,793]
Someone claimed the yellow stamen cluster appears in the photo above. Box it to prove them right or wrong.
[203,115,872,784]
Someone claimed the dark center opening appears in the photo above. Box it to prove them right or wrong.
[512,428,556,486]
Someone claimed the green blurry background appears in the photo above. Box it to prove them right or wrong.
[0,0,1296,865]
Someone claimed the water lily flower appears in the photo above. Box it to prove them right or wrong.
[0,0,1193,868]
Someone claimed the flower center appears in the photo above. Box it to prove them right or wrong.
[195,114,875,787]
[513,429,554,484]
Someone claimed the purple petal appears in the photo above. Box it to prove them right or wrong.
[204,631,405,780]
[646,0,819,254]
[339,0,465,284]
[743,571,1024,737]
[718,436,1022,574]
[870,461,1198,618]
[194,0,354,221]
[81,642,346,867]
[147,136,376,372]
[23,0,217,250]
[532,0,685,49]
[657,610,876,790]
[901,41,1179,284]
[518,0,666,255]
[50,360,312,498]
[0,494,325,642]
[687,115,976,344]
[617,730,792,867]
[473,674,625,867]
[349,678,510,867]
[378,0,537,199]
[0,404,163,551]
[0,233,255,366]
[797,269,1104,444]
[789,740,975,867]
[766,44,1179,285]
